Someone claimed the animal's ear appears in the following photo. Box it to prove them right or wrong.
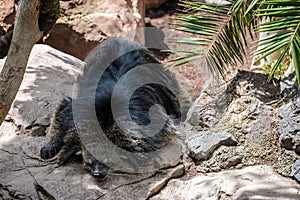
[81,146,95,165]
[85,157,94,166]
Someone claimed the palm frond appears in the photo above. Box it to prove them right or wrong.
[171,0,300,84]
[254,0,300,83]
[170,0,257,77]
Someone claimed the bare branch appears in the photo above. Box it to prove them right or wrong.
[0,0,59,126]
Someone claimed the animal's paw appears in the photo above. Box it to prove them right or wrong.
[56,146,81,166]
[40,146,60,159]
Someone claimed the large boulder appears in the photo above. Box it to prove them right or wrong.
[0,0,146,60]
[185,70,299,178]
[0,44,82,135]
[0,44,184,199]
[0,0,14,32]
[45,0,146,60]
[1,45,300,199]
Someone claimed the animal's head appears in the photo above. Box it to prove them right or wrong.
[82,147,109,178]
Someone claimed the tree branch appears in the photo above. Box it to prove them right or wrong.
[0,0,59,126]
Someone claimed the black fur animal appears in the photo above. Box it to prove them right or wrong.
[40,38,182,178]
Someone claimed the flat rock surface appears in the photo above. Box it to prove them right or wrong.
[1,45,300,199]
[0,44,83,131]
[0,44,184,199]
[186,131,237,160]
[151,165,300,200]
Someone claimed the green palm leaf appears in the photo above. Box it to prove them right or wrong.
[170,0,256,78]
[255,1,300,83]
[171,0,300,84]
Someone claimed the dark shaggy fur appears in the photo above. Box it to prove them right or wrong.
[40,38,182,178]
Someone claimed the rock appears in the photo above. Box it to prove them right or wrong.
[279,133,294,150]
[0,183,31,200]
[276,73,300,174]
[34,116,50,127]
[188,80,234,127]
[29,116,50,136]
[43,24,100,60]
[291,160,300,182]
[30,125,47,137]
[0,129,183,199]
[230,70,280,103]
[146,165,185,198]
[0,45,82,198]
[186,131,237,161]
[0,44,82,130]
[189,70,280,128]
[0,44,185,199]
[279,94,300,154]
[0,0,146,60]
[146,0,167,9]
[44,0,146,60]
[0,0,14,31]
[196,146,243,172]
[151,165,300,200]
[280,73,300,100]
[293,140,300,155]
[227,96,273,146]
[279,98,300,133]
[0,133,47,198]
[184,70,300,178]
[223,155,242,169]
